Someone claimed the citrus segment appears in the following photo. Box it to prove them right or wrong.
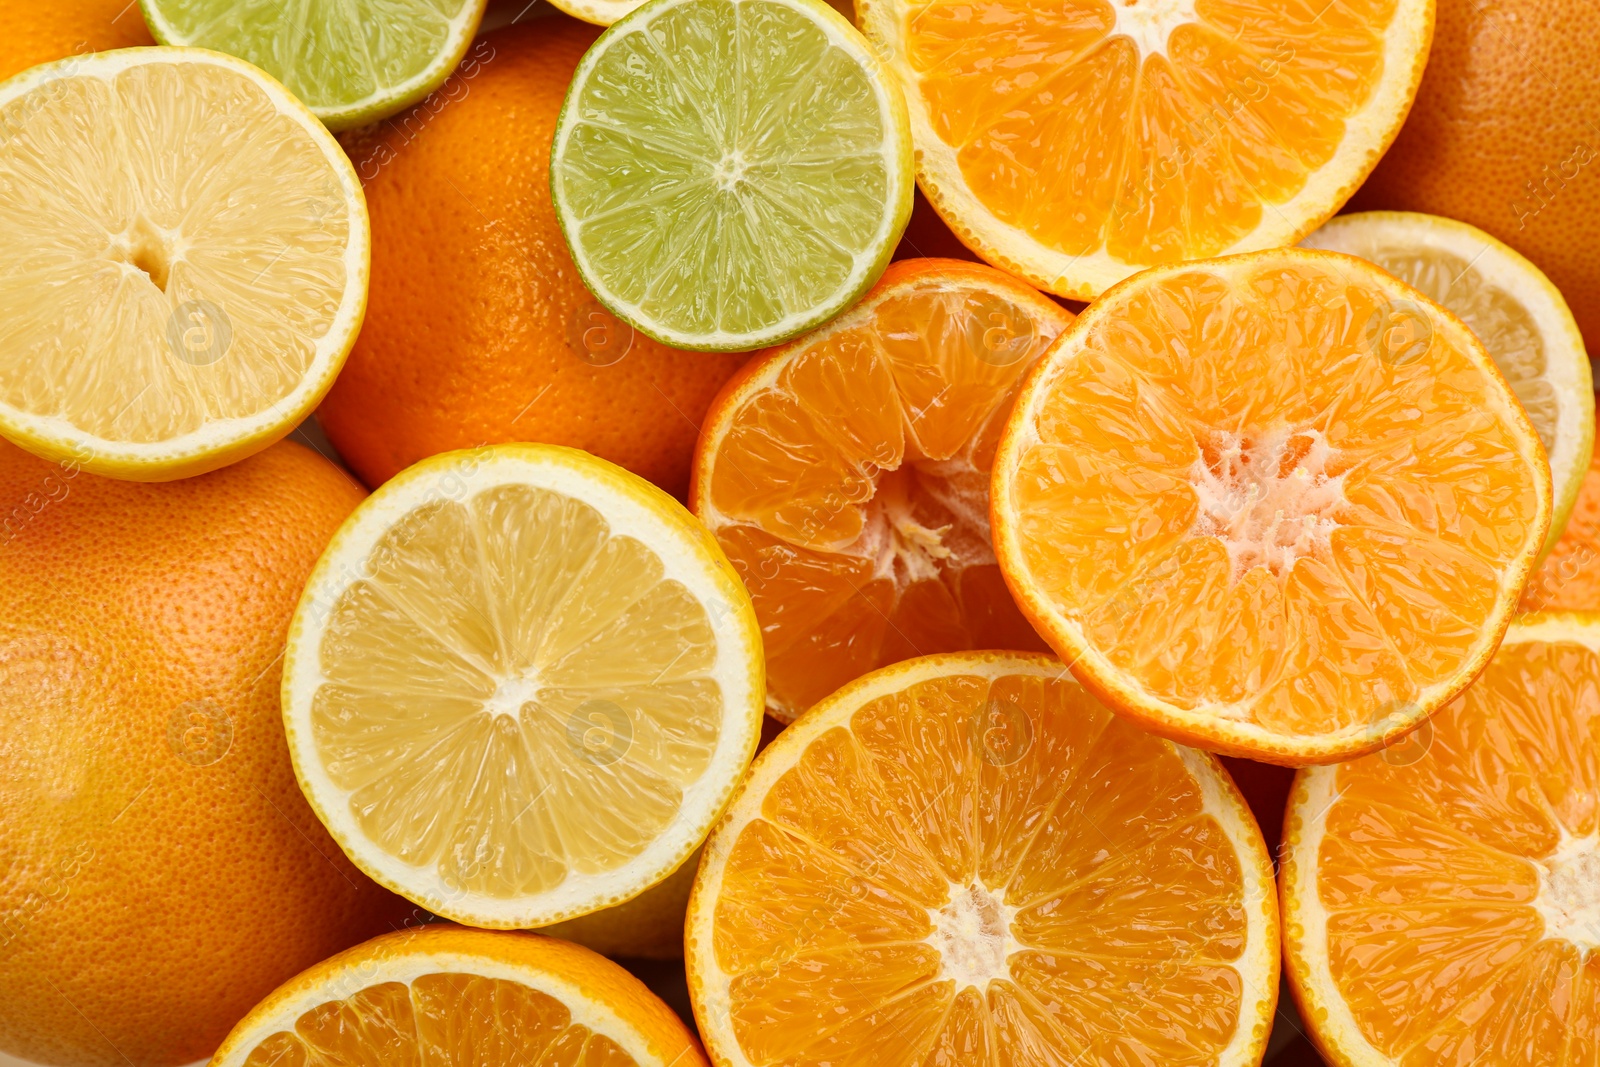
[992,248,1550,764]
[282,444,764,928]
[140,0,488,131]
[1524,418,1600,613]
[687,652,1279,1067]
[1305,211,1593,558]
[211,926,706,1067]
[1283,614,1600,1066]
[550,0,914,351]
[692,259,1071,719]
[0,48,367,480]
[859,0,1433,298]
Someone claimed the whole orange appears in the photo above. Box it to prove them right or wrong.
[0,440,408,1067]
[318,17,747,499]
[0,0,154,81]
[1352,0,1600,351]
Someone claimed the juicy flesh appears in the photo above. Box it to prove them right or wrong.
[903,0,1396,265]
[157,0,473,111]
[0,62,349,444]
[1315,639,1600,1064]
[711,671,1254,1066]
[313,485,723,898]
[1524,428,1600,612]
[1010,262,1543,737]
[239,973,639,1066]
[706,279,1068,717]
[558,0,895,338]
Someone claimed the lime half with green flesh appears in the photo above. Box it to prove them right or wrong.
[139,0,488,131]
[551,0,914,352]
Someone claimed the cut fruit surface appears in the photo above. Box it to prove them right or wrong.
[0,48,367,480]
[857,0,1433,300]
[140,0,488,131]
[1523,416,1600,613]
[210,925,706,1067]
[1282,614,1600,1067]
[992,247,1551,764]
[1305,211,1593,559]
[691,258,1071,720]
[686,651,1279,1067]
[550,0,914,351]
[282,444,765,928]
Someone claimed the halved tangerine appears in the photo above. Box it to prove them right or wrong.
[691,258,1072,720]
[991,247,1551,764]
[686,651,1279,1067]
[1282,613,1600,1066]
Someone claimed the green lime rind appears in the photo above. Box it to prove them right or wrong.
[551,0,915,352]
[139,0,488,132]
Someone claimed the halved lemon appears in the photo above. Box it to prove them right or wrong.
[992,247,1551,764]
[687,651,1279,1067]
[282,444,764,929]
[691,258,1072,720]
[0,48,367,480]
[858,0,1433,299]
[209,925,705,1066]
[1282,613,1600,1066]
[1305,210,1593,559]
[140,0,489,131]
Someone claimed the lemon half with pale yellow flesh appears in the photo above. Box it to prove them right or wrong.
[210,925,707,1067]
[0,48,367,481]
[1304,211,1594,559]
[140,0,488,131]
[282,444,765,930]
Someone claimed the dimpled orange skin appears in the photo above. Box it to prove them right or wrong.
[0,439,410,1067]
[0,0,154,82]
[1352,0,1600,353]
[318,17,747,500]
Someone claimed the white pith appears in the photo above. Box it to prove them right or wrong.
[686,652,1279,1067]
[1534,832,1600,952]
[211,951,664,1067]
[0,48,368,475]
[859,0,1434,298]
[282,446,763,928]
[926,882,1021,990]
[1109,0,1199,58]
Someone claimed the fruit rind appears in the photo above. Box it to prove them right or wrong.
[990,247,1552,766]
[0,46,369,481]
[137,0,489,132]
[282,443,765,929]
[1303,209,1594,562]
[208,925,705,1067]
[857,0,1436,300]
[550,0,915,352]
[1279,612,1600,1067]
[684,649,1280,1067]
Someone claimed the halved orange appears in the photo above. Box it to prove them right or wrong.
[691,258,1072,720]
[1523,416,1600,612]
[209,925,705,1066]
[857,0,1434,300]
[991,247,1551,765]
[686,651,1280,1067]
[1282,613,1600,1066]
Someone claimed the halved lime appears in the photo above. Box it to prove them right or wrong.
[139,0,488,131]
[550,0,914,352]
[1304,211,1594,559]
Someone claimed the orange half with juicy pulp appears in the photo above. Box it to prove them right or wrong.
[686,651,1279,1067]
[857,0,1434,299]
[691,258,1072,720]
[1282,613,1600,1066]
[991,247,1550,764]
